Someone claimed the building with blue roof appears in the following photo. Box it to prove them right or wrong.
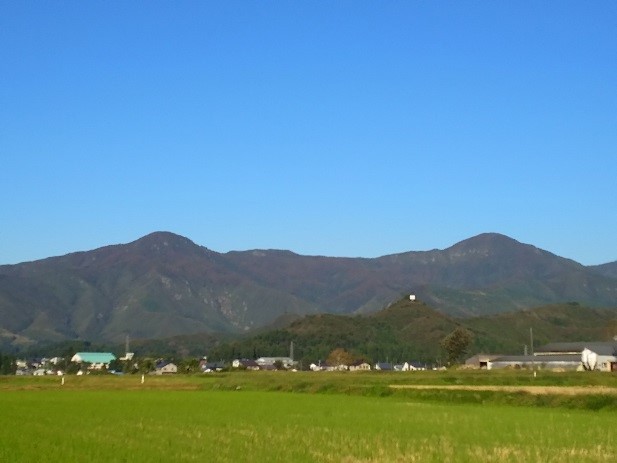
[70,352,116,370]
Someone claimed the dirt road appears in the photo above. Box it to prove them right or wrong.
[389,384,617,395]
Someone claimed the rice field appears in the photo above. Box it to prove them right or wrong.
[1,373,615,462]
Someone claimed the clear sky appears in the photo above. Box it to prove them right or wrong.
[1,1,616,265]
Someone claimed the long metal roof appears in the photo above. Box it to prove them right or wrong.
[72,352,116,363]
[535,342,616,356]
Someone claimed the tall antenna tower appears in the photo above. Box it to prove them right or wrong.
[120,334,134,361]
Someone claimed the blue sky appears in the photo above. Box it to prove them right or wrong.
[1,1,616,265]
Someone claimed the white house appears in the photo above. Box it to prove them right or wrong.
[374,362,393,371]
[256,357,295,369]
[349,361,371,371]
[402,361,425,371]
[232,359,260,370]
[155,362,178,375]
[309,363,340,371]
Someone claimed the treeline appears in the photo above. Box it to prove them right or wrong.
[0,354,17,374]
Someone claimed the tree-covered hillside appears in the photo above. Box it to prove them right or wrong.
[203,299,617,366]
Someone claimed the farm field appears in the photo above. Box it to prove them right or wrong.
[1,371,616,462]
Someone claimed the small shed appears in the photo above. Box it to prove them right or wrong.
[465,354,502,369]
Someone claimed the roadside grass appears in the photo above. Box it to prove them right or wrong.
[1,388,615,462]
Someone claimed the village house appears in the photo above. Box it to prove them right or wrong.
[398,361,426,371]
[374,362,393,371]
[309,362,342,371]
[200,361,225,372]
[256,356,296,369]
[155,361,178,375]
[309,362,323,371]
[232,359,260,370]
[348,361,371,371]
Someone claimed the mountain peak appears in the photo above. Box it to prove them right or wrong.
[134,231,195,245]
[454,232,520,248]
[128,231,210,257]
[447,233,532,257]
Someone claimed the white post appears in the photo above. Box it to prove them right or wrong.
[61,376,65,386]
[141,374,145,384]
[530,327,535,378]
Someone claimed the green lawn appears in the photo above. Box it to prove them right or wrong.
[0,379,615,462]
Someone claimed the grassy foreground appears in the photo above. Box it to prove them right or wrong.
[1,371,616,462]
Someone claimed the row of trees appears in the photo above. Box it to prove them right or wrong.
[0,355,16,375]
[207,326,473,368]
[0,326,474,375]
[323,327,474,367]
[107,357,203,374]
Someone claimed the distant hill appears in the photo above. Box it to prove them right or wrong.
[1,231,617,350]
[590,261,617,279]
[135,299,617,364]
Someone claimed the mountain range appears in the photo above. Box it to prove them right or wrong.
[1,231,616,350]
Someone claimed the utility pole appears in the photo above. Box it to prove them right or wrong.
[530,327,536,378]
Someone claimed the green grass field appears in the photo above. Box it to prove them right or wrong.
[1,371,616,462]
